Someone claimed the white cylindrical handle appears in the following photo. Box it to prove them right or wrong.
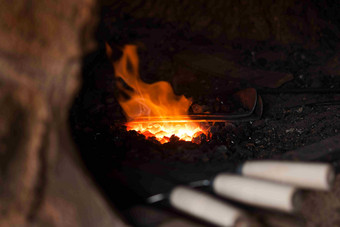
[170,186,248,227]
[241,161,335,190]
[213,174,299,212]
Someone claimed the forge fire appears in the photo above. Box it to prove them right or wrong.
[106,44,207,143]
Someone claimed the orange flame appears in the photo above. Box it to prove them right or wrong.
[107,44,206,143]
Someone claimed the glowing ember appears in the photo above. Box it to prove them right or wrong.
[127,122,205,144]
[106,44,207,143]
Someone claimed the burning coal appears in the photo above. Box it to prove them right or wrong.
[106,44,206,143]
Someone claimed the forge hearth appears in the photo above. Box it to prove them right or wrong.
[3,0,340,226]
[71,18,340,226]
[67,1,340,225]
[72,38,340,162]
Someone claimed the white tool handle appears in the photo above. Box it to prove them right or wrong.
[241,161,335,190]
[213,174,299,212]
[170,186,248,227]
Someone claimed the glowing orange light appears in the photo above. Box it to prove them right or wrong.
[107,44,207,143]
